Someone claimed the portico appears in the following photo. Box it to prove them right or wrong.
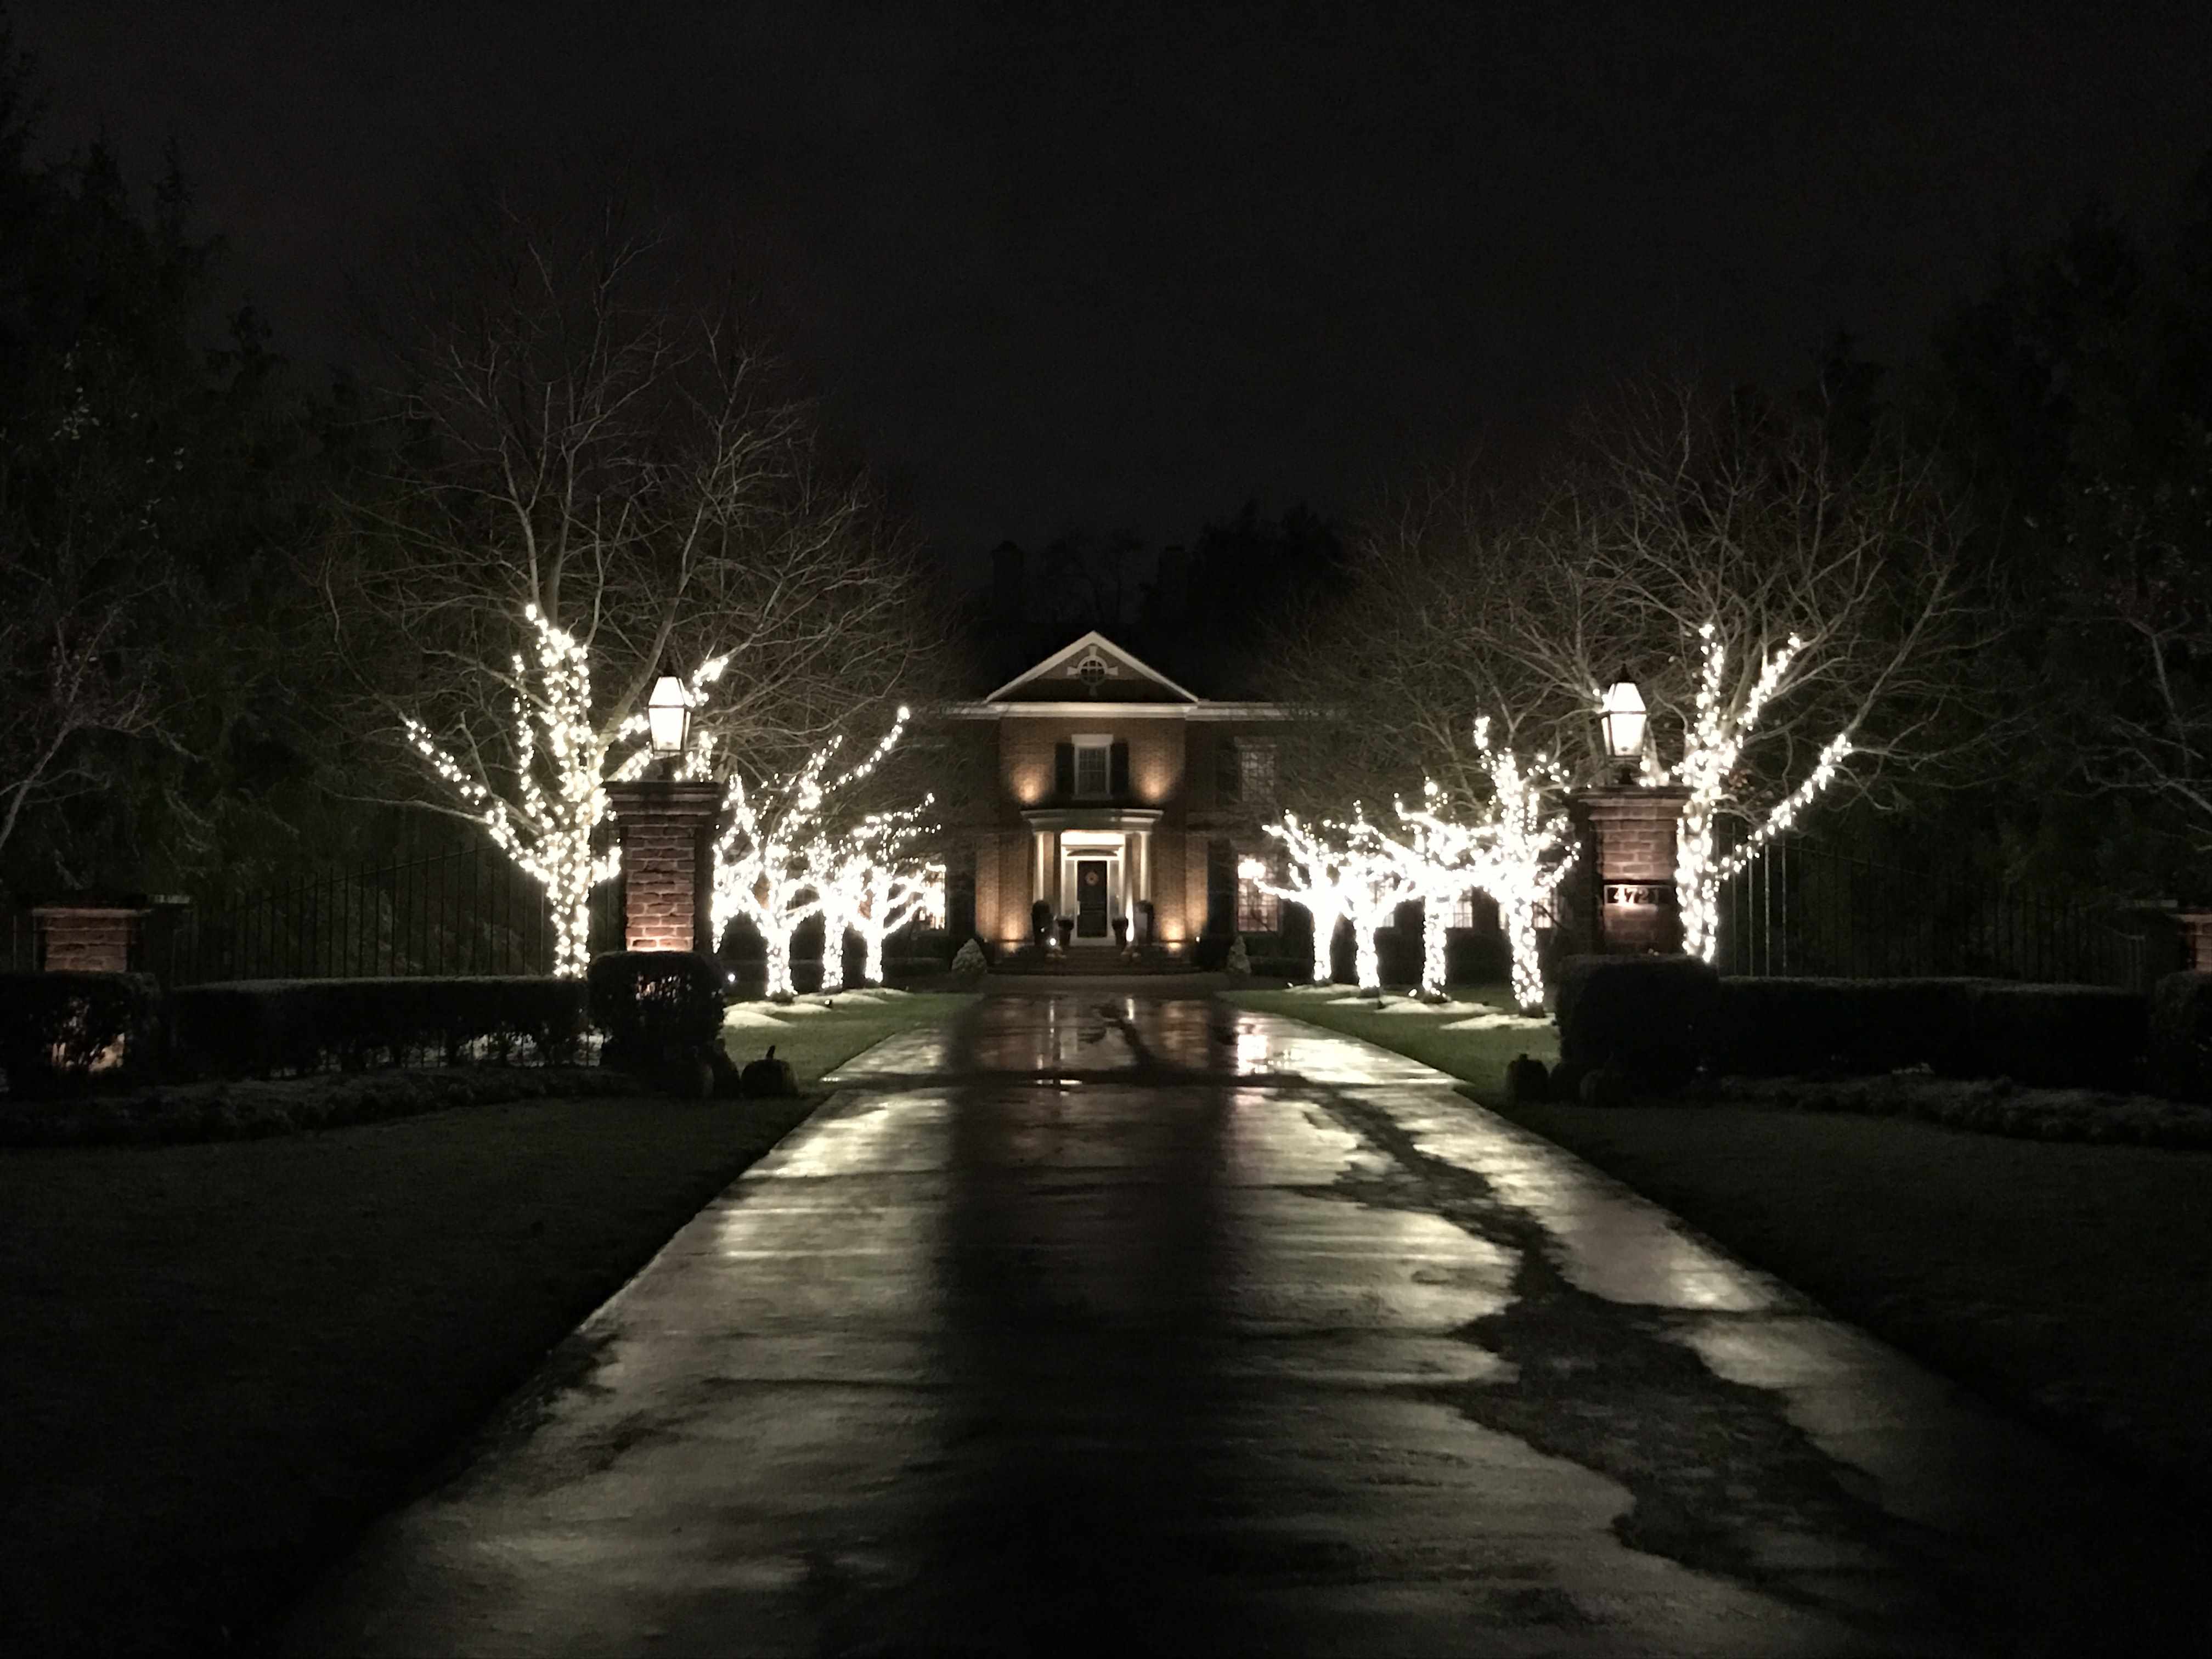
[1022,807,1163,942]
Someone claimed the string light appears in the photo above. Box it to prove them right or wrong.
[710,707,912,998]
[1257,809,1418,991]
[404,605,727,978]
[1666,626,1853,963]
[1396,719,1575,1013]
[809,796,940,989]
[1251,815,1351,984]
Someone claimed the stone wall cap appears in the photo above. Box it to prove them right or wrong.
[27,894,160,915]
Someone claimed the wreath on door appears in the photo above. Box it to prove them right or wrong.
[1084,869,1101,885]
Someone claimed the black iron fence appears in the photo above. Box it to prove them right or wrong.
[1715,837,2155,989]
[5,845,622,984]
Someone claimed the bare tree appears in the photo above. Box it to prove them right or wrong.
[1279,383,1984,961]
[320,208,940,956]
[712,709,911,1000]
[0,539,169,866]
[2071,433,2212,845]
[1,340,183,871]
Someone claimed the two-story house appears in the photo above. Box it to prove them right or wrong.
[943,631,1292,956]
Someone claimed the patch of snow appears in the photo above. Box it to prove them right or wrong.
[1441,1011,1553,1031]
[721,1007,792,1028]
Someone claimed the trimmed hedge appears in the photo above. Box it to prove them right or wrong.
[0,1064,642,1148]
[1711,977,1992,1077]
[1967,983,2147,1090]
[1709,977,2146,1090]
[1555,955,1720,1091]
[586,952,725,1058]
[0,972,165,1099]
[2149,972,2212,1102]
[170,977,590,1079]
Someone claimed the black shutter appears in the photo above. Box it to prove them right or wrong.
[1216,738,1240,805]
[1109,740,1129,798]
[1206,837,1235,934]
[1054,742,1075,799]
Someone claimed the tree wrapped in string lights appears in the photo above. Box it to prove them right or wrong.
[1333,810,1421,991]
[1396,718,1576,1012]
[809,799,941,991]
[403,604,729,976]
[711,708,911,998]
[1249,815,1348,985]
[1657,624,1852,963]
[1255,811,1418,991]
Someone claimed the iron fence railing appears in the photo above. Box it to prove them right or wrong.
[3,847,623,984]
[1715,837,2153,989]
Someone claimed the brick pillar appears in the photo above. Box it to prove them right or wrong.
[1572,786,1690,955]
[33,904,150,973]
[2177,911,2212,972]
[603,780,724,955]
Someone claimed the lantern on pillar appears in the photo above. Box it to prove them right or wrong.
[647,674,693,758]
[1599,679,1646,761]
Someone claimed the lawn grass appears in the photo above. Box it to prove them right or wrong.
[0,991,971,1656]
[716,989,977,1087]
[1230,983,2212,1502]
[1223,983,1557,1094]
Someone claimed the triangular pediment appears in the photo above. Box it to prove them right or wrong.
[984,631,1200,704]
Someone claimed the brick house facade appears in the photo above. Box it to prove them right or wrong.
[943,633,1291,956]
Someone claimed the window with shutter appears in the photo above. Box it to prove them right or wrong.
[1074,736,1110,798]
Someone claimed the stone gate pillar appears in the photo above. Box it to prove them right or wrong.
[603,780,723,954]
[1572,786,1691,955]
[32,901,151,973]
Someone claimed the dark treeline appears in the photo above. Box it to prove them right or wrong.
[4,0,2209,911]
[1813,157,2212,896]
[0,22,365,899]
[976,156,2212,905]
[969,500,1346,694]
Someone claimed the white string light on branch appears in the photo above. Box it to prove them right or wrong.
[809,795,939,990]
[404,605,729,978]
[712,707,911,998]
[1322,808,1421,991]
[1397,719,1575,1012]
[1662,624,1853,963]
[1250,814,1351,985]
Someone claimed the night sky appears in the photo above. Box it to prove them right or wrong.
[12,2,2211,560]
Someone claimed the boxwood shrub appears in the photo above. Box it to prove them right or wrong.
[1967,982,2147,1090]
[1711,977,1992,1077]
[1709,976,2147,1090]
[0,972,165,1099]
[170,977,590,1079]
[586,951,726,1071]
[1554,955,1720,1090]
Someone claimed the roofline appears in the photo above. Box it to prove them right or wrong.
[981,629,1203,705]
[943,701,1295,720]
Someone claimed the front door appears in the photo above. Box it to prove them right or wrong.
[1076,860,1109,937]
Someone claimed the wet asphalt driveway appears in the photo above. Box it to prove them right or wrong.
[284,991,2205,1656]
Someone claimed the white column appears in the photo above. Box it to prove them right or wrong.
[1032,831,1053,909]
[1135,830,1152,901]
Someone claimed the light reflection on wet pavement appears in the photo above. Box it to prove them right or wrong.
[284,992,2206,1656]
